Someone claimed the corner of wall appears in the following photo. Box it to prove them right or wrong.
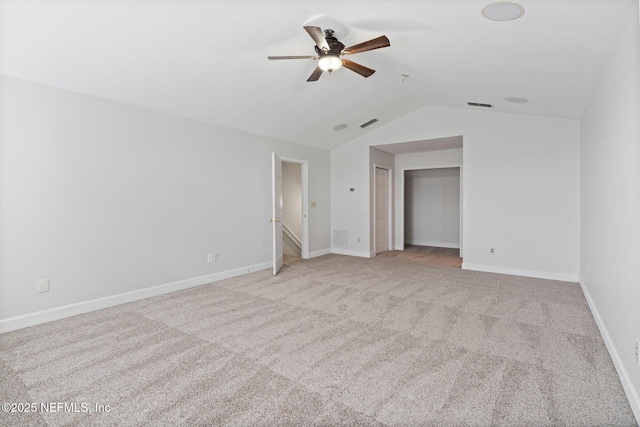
[578,277,640,422]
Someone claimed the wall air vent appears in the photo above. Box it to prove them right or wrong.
[467,102,493,108]
[360,118,379,128]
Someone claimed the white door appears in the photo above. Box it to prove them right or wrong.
[375,167,389,254]
[271,153,283,275]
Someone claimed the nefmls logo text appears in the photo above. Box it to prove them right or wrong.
[41,402,89,413]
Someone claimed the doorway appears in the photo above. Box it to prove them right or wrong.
[282,161,303,258]
[279,157,309,260]
[272,155,309,275]
[403,166,461,254]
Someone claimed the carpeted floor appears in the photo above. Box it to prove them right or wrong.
[1,246,636,426]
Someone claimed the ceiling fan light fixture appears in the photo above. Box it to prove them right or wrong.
[318,55,342,72]
[268,26,389,81]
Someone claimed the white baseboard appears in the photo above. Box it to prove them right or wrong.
[331,248,372,258]
[461,262,578,282]
[579,277,640,424]
[0,261,272,334]
[405,240,460,249]
[308,248,331,258]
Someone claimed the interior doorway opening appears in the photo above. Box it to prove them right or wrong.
[403,166,462,259]
[282,161,302,258]
[280,157,309,260]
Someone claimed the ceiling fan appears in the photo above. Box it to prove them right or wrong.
[268,26,390,82]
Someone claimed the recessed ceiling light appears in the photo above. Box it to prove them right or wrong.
[482,2,525,21]
[333,123,348,131]
[505,97,528,103]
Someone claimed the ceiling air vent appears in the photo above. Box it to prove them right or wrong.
[467,102,493,108]
[360,118,379,128]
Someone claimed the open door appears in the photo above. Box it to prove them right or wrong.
[271,153,283,275]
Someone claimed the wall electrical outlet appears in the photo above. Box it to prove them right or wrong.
[635,338,640,366]
[37,279,49,293]
[490,248,495,254]
[214,252,219,262]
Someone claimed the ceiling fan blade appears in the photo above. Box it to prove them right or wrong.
[341,59,375,78]
[268,55,316,60]
[304,26,330,51]
[307,66,323,82]
[342,35,390,55]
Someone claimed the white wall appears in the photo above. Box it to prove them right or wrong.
[331,107,580,281]
[580,2,640,420]
[0,76,331,330]
[405,168,460,248]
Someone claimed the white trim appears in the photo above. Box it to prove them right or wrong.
[405,240,460,249]
[272,152,283,275]
[309,248,331,258]
[461,262,578,282]
[579,277,640,423]
[0,261,271,334]
[331,248,372,258]
[459,165,464,258]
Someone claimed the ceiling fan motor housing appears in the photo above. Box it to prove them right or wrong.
[314,29,345,57]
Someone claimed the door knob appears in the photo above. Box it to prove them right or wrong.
[269,218,281,223]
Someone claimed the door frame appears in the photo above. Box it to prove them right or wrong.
[399,164,463,255]
[373,164,393,256]
[280,156,310,259]
[272,153,283,275]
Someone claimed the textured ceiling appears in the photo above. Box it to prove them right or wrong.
[0,0,634,150]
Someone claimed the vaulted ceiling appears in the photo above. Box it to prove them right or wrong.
[0,1,634,149]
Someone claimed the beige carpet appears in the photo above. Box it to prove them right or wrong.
[1,246,636,426]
